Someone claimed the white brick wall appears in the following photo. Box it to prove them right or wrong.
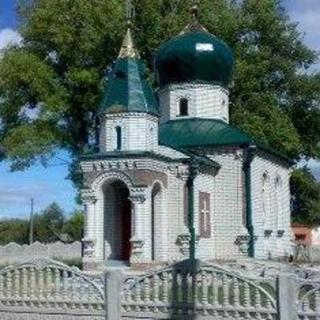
[99,113,158,152]
[201,149,247,260]
[251,152,293,259]
[158,83,229,123]
[82,146,293,264]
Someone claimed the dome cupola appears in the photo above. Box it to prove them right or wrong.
[155,6,234,89]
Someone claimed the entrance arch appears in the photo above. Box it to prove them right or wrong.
[151,183,162,261]
[103,179,131,261]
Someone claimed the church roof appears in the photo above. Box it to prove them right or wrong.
[159,118,292,164]
[154,6,234,89]
[159,118,253,148]
[155,31,234,89]
[98,28,159,116]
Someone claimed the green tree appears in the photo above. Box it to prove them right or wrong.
[291,167,320,226]
[33,202,65,242]
[63,209,84,242]
[0,0,319,221]
[0,219,29,245]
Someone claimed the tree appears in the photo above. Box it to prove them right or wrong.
[0,0,319,221]
[0,219,29,245]
[63,209,84,242]
[33,202,65,242]
[291,167,320,226]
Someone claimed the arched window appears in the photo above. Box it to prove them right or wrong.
[151,183,162,260]
[262,172,270,227]
[179,98,189,116]
[275,175,283,230]
[115,126,122,150]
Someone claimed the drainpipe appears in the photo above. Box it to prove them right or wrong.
[187,157,199,261]
[243,144,257,258]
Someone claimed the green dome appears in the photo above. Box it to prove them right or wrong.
[155,31,234,88]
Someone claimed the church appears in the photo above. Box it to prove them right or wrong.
[80,6,293,268]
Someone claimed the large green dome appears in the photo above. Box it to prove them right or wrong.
[155,30,234,88]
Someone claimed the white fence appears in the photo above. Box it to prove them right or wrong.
[0,241,82,264]
[0,258,319,319]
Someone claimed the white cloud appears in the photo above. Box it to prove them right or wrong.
[284,0,320,71]
[0,28,22,51]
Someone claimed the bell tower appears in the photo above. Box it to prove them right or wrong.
[155,5,234,124]
[97,3,159,153]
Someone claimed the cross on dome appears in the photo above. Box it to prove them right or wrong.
[118,0,140,59]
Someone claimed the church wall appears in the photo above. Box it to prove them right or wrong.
[204,149,247,260]
[251,153,293,260]
[100,113,158,152]
[158,84,229,124]
[159,173,186,261]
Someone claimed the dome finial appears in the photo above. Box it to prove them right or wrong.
[118,0,140,59]
[190,2,199,22]
[181,1,207,34]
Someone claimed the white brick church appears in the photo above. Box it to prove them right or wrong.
[80,10,293,267]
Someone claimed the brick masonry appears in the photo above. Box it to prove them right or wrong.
[81,82,293,266]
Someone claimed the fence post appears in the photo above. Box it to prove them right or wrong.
[105,270,123,320]
[277,273,297,320]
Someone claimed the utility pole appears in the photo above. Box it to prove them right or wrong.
[29,198,34,245]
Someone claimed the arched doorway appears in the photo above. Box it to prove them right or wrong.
[103,180,131,261]
[151,183,162,261]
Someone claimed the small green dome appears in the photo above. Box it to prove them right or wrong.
[155,30,234,88]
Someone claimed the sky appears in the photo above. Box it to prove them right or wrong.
[0,0,319,218]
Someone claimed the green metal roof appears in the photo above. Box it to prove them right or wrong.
[159,118,293,165]
[155,31,234,88]
[98,57,159,116]
[159,118,253,148]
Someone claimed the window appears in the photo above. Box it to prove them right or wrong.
[275,175,283,229]
[262,172,270,227]
[115,126,122,150]
[179,98,189,116]
[199,192,211,238]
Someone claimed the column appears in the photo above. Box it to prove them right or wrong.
[129,188,148,264]
[81,189,98,263]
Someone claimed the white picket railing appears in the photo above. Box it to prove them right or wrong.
[298,280,320,319]
[0,258,320,319]
[0,259,105,318]
[122,260,277,319]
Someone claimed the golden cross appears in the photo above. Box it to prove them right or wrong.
[126,0,135,22]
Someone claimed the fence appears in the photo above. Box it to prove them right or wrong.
[0,241,82,264]
[0,258,320,319]
[0,258,105,319]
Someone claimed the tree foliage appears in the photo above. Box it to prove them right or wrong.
[62,209,84,242]
[0,0,319,222]
[33,202,65,242]
[291,167,320,226]
[0,203,83,245]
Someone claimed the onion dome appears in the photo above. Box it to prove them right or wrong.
[155,6,234,88]
[98,23,159,116]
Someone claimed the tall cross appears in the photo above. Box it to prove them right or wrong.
[126,0,135,22]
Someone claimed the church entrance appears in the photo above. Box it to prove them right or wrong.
[103,180,131,262]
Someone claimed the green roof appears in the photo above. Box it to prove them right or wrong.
[155,31,234,88]
[159,118,292,164]
[159,118,253,148]
[98,57,159,116]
